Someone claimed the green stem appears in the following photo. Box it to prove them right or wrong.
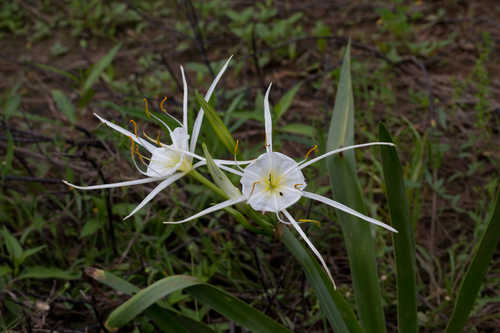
[188,169,273,232]
[188,169,228,199]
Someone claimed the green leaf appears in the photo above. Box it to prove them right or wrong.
[21,245,47,263]
[280,227,362,333]
[274,82,302,122]
[33,63,79,82]
[85,268,216,333]
[326,41,387,333]
[81,43,121,94]
[18,266,80,280]
[80,218,101,238]
[279,123,315,137]
[195,91,236,154]
[185,284,292,333]
[104,274,291,333]
[4,94,20,120]
[202,144,241,199]
[1,228,23,263]
[379,123,418,333]
[445,187,500,333]
[51,90,76,124]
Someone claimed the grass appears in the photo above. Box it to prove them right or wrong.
[1,0,499,331]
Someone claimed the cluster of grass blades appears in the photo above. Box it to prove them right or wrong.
[86,43,500,332]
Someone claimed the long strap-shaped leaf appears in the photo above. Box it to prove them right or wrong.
[280,227,363,333]
[326,41,387,333]
[100,272,291,332]
[379,124,418,333]
[445,188,500,332]
[85,268,215,333]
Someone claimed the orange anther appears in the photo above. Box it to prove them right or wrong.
[128,136,135,158]
[305,145,318,159]
[156,131,161,146]
[250,181,260,196]
[160,96,168,113]
[234,139,239,156]
[298,218,321,226]
[129,119,138,137]
[294,183,304,189]
[143,98,150,117]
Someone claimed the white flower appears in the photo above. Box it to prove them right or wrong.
[165,83,398,287]
[63,57,248,219]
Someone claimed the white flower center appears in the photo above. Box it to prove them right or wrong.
[146,127,191,177]
[240,152,306,212]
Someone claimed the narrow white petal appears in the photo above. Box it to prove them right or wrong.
[214,159,254,165]
[191,160,243,177]
[299,142,395,170]
[93,113,156,152]
[62,177,163,190]
[264,83,273,153]
[180,65,188,129]
[124,172,186,220]
[282,209,336,288]
[190,55,233,153]
[302,191,398,233]
[163,196,245,224]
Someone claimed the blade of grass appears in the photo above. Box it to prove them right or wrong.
[196,91,236,154]
[445,187,500,333]
[81,43,121,95]
[326,41,386,333]
[85,268,215,333]
[51,90,76,124]
[274,82,302,122]
[185,284,292,333]
[379,123,418,333]
[103,273,291,332]
[280,227,362,333]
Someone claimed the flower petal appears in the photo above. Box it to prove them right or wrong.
[190,55,233,153]
[299,142,395,170]
[163,196,245,224]
[264,83,273,152]
[180,65,188,129]
[282,209,336,288]
[301,191,398,233]
[123,172,186,220]
[62,177,163,190]
[94,113,156,152]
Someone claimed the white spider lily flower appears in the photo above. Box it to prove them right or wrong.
[165,83,397,287]
[63,57,248,220]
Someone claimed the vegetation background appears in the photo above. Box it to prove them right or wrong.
[0,0,499,331]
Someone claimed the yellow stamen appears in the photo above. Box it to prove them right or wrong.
[135,146,150,165]
[129,120,138,137]
[160,96,168,114]
[305,145,318,159]
[156,131,161,146]
[143,131,157,145]
[294,183,304,189]
[234,139,239,156]
[264,133,268,148]
[250,181,260,196]
[298,218,321,226]
[128,136,136,159]
[143,98,150,117]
